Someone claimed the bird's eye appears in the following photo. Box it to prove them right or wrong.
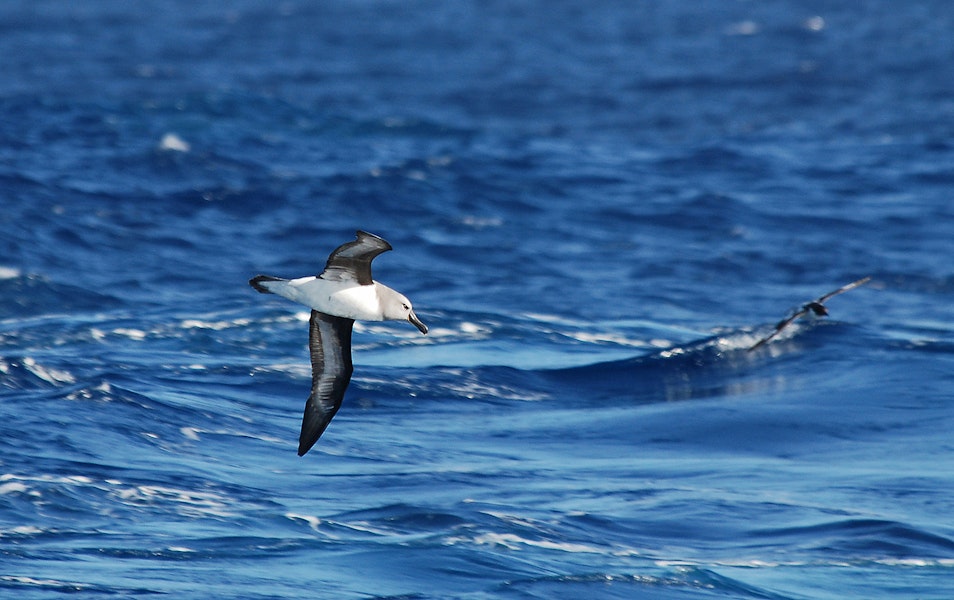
[402,303,409,310]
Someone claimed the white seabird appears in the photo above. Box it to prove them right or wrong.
[250,230,427,456]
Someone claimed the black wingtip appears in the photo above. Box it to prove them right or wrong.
[355,230,392,249]
[297,397,329,457]
[297,433,318,456]
[249,274,280,293]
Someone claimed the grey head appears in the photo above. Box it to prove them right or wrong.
[377,285,428,334]
[322,230,428,334]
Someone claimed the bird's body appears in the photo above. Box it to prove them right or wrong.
[250,231,427,456]
[251,276,398,321]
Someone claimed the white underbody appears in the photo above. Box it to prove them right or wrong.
[264,276,389,321]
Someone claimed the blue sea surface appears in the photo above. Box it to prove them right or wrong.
[2,1,953,598]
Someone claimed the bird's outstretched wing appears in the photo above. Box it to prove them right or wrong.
[299,310,355,456]
[815,276,871,304]
[748,277,871,352]
[319,230,393,285]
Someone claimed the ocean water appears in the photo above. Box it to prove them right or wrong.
[2,1,953,598]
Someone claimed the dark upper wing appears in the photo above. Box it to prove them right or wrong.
[747,306,810,352]
[299,310,355,456]
[319,230,393,285]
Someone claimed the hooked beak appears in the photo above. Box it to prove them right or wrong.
[408,310,428,335]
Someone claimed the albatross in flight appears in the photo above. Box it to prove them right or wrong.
[748,276,870,352]
[250,230,427,456]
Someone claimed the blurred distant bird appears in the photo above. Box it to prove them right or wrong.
[748,277,871,352]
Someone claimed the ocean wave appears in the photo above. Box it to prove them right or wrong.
[0,575,161,596]
[501,565,795,600]
[2,1,951,598]
[753,518,954,558]
[0,471,273,526]
[539,321,850,404]
[0,356,76,390]
[0,273,121,320]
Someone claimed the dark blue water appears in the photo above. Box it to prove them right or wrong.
[2,1,953,598]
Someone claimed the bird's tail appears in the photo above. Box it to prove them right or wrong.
[249,274,286,294]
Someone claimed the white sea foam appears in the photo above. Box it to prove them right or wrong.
[179,426,283,445]
[180,317,252,330]
[725,20,759,36]
[252,362,311,379]
[569,330,652,347]
[0,473,94,500]
[653,556,954,569]
[22,357,75,385]
[285,512,325,532]
[469,532,604,554]
[158,132,190,152]
[112,484,235,518]
[0,266,20,279]
[181,427,202,441]
[0,481,29,495]
[438,370,548,401]
[0,525,43,537]
[522,312,576,326]
[0,575,88,589]
[287,513,397,538]
[113,328,148,340]
[0,473,92,485]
